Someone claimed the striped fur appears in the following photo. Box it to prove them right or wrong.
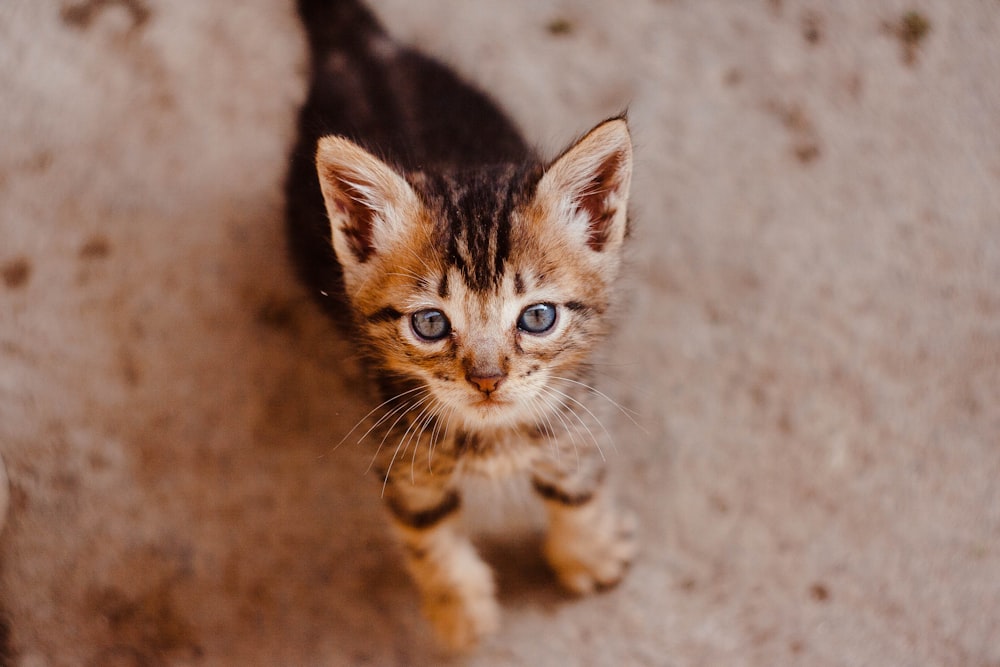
[286,0,637,651]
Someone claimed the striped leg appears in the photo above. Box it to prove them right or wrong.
[532,456,637,594]
[384,479,500,651]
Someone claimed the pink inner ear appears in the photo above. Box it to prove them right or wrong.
[577,151,625,252]
[326,170,376,263]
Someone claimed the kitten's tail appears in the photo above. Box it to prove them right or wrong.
[297,0,384,55]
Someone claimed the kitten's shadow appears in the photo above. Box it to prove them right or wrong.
[237,292,449,661]
[204,273,569,662]
[477,532,568,611]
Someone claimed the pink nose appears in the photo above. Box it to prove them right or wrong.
[466,373,506,395]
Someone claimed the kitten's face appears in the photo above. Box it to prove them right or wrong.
[316,119,632,430]
[356,217,612,428]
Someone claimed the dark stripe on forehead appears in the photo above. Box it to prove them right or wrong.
[415,163,542,293]
[457,174,504,290]
[491,177,517,284]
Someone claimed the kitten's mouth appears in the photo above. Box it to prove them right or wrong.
[472,396,508,410]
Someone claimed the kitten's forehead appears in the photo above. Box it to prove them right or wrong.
[411,164,542,293]
[440,265,522,323]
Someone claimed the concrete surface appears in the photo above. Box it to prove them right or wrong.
[1,0,999,665]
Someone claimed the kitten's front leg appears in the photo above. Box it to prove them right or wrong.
[532,454,638,594]
[383,477,500,651]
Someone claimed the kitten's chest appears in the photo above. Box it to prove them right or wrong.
[447,426,543,479]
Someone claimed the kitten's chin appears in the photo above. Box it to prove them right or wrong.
[470,397,508,415]
[459,396,525,428]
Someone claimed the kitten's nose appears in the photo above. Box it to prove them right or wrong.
[466,372,506,395]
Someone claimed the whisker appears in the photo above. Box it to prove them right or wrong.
[546,384,616,443]
[551,375,646,432]
[362,392,427,453]
[559,373,641,415]
[320,385,426,459]
[524,395,560,463]
[402,247,439,282]
[407,402,439,483]
[429,404,457,473]
[385,271,425,283]
[542,386,608,461]
[426,403,452,473]
[536,388,581,470]
[369,394,432,476]
[380,396,435,494]
[357,389,429,443]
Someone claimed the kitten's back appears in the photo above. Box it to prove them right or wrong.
[287,0,534,316]
[295,0,530,168]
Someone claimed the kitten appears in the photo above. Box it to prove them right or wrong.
[286,0,637,650]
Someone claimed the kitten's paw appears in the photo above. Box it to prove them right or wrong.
[544,508,638,595]
[421,555,500,651]
[425,586,500,652]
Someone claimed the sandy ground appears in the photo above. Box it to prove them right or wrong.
[2,0,999,665]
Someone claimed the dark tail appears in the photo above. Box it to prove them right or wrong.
[296,0,384,55]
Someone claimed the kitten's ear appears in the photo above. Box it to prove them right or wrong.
[537,118,633,252]
[315,135,420,267]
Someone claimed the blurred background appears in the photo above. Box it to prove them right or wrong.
[1,1,998,665]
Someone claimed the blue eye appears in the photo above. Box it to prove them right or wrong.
[411,309,451,341]
[518,303,557,334]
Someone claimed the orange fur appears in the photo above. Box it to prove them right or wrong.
[314,118,637,651]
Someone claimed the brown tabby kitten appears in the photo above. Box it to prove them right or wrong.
[286,0,637,650]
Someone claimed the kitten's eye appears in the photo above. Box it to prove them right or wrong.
[518,303,557,334]
[411,309,451,341]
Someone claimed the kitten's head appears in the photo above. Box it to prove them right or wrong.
[316,118,632,430]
